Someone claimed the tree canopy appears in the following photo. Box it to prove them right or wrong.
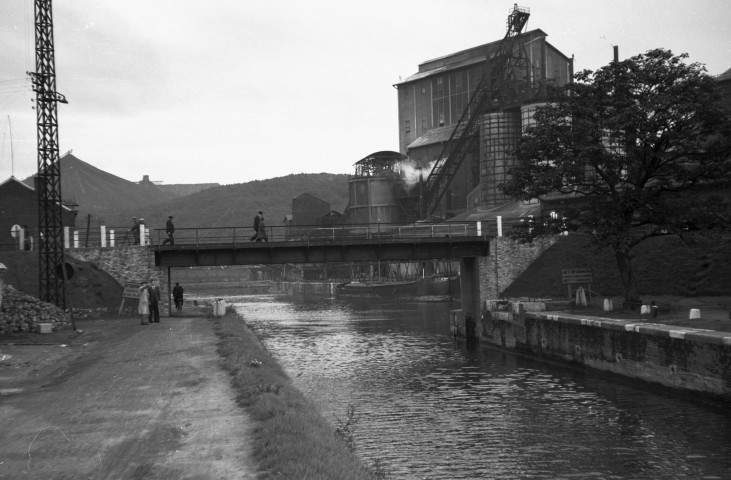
[501,48,731,301]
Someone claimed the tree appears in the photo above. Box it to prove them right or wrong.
[502,49,731,303]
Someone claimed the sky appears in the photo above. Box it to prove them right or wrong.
[1,0,729,186]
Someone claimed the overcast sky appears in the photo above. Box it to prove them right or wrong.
[1,0,729,185]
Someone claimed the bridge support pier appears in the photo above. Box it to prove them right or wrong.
[459,257,481,336]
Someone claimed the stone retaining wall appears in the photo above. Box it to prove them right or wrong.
[468,301,731,402]
[68,246,168,314]
[479,236,557,299]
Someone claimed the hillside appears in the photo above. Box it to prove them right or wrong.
[23,153,179,216]
[503,234,731,298]
[44,154,351,233]
[107,173,351,233]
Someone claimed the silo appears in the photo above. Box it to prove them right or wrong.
[520,102,548,133]
[480,110,521,209]
[347,151,406,225]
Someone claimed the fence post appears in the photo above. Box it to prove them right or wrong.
[64,226,70,249]
[73,230,79,248]
[100,225,107,248]
[140,224,146,246]
[497,216,503,237]
[110,229,115,247]
[477,221,482,236]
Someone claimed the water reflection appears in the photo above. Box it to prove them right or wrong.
[232,295,731,479]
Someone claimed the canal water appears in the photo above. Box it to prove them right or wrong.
[229,294,730,479]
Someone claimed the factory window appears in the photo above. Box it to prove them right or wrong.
[404,119,411,133]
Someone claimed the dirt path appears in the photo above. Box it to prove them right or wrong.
[0,317,257,479]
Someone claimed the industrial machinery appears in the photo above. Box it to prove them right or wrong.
[420,4,534,220]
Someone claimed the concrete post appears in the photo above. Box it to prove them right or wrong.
[460,257,481,325]
[0,263,6,311]
[140,225,146,246]
[64,226,70,249]
[73,231,79,248]
[101,225,107,248]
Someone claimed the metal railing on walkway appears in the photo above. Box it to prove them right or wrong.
[2,219,508,252]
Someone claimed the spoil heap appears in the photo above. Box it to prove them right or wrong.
[0,284,71,335]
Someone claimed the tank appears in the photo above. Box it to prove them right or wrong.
[347,151,407,225]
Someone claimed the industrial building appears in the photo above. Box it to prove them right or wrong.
[394,6,572,221]
[340,6,572,225]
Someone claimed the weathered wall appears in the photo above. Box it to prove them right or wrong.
[479,236,557,299]
[476,301,731,402]
[67,246,168,313]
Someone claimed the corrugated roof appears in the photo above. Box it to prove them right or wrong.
[406,125,458,150]
[395,29,550,87]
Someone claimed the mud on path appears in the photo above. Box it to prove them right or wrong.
[0,317,257,479]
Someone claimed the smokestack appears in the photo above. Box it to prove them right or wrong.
[613,45,619,63]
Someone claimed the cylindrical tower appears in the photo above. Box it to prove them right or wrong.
[347,151,406,225]
[480,110,521,209]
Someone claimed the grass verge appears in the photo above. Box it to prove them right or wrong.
[212,310,382,480]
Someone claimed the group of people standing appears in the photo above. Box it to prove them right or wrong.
[137,280,185,325]
[138,280,161,325]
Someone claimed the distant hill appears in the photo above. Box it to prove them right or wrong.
[106,173,351,234]
[23,153,178,216]
[35,153,351,233]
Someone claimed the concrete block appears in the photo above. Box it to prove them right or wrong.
[37,323,53,334]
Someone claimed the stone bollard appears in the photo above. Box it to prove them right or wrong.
[603,298,613,312]
[689,308,701,319]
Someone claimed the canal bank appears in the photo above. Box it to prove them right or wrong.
[0,308,380,480]
[458,299,731,403]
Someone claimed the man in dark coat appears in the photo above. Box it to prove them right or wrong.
[172,282,184,312]
[147,279,161,323]
[130,217,140,245]
[162,216,175,245]
[250,211,262,241]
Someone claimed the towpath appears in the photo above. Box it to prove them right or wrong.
[0,316,257,479]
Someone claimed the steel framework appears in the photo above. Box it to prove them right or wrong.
[29,0,68,306]
[420,4,533,219]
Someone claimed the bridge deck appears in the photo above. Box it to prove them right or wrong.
[152,224,492,267]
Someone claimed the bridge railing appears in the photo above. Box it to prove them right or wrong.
[149,222,487,247]
[37,220,501,251]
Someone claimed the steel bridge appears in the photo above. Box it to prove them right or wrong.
[152,222,490,320]
[152,222,491,267]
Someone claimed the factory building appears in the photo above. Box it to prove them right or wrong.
[394,11,572,221]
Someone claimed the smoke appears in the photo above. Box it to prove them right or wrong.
[398,159,437,188]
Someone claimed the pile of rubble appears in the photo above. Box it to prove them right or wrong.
[0,284,71,335]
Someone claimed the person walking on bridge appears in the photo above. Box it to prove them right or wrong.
[250,211,262,241]
[255,213,268,242]
[162,216,175,245]
[130,217,140,245]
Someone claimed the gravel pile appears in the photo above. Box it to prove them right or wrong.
[0,284,71,335]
